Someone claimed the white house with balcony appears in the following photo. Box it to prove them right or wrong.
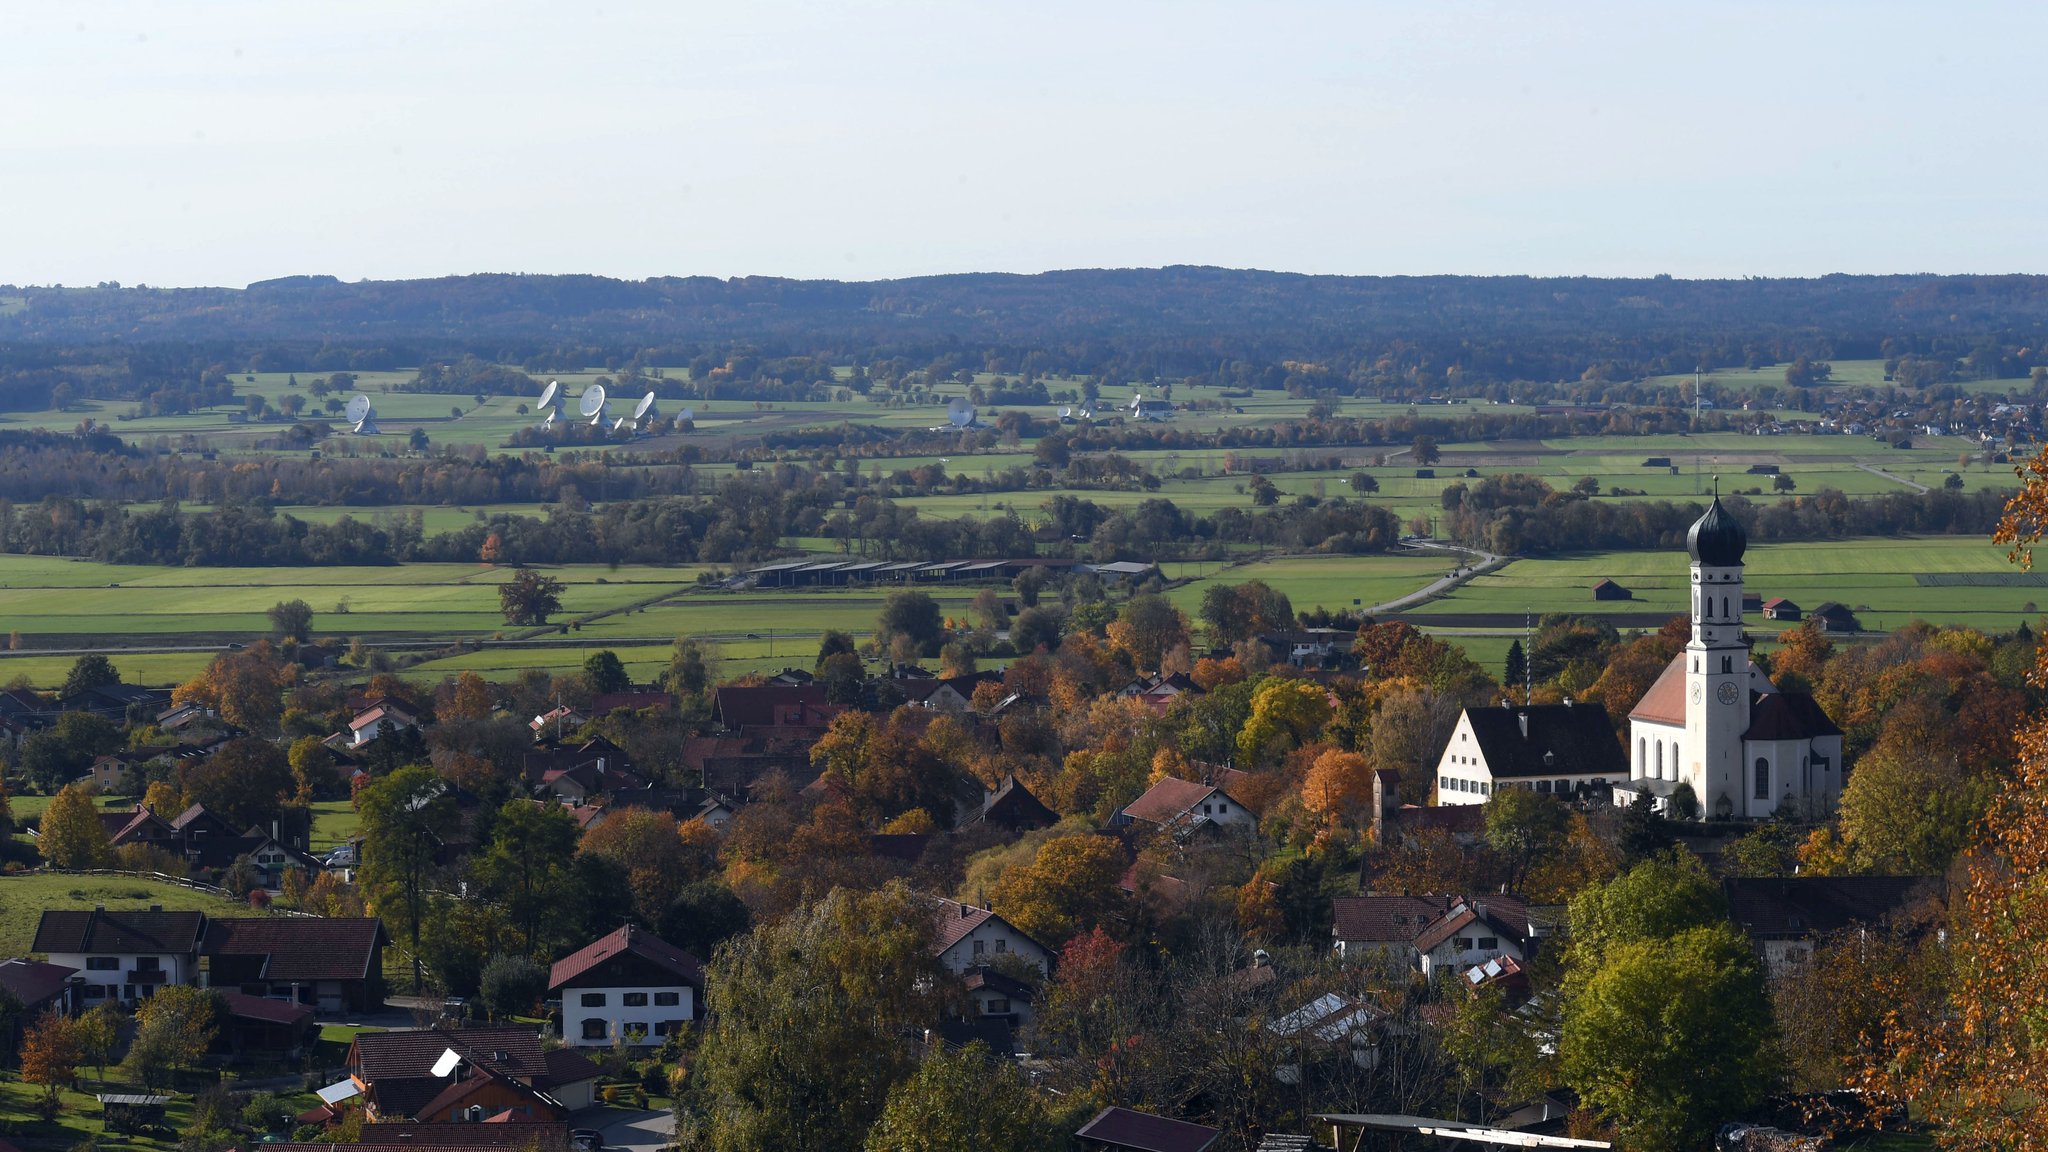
[32,907,205,1008]
[548,925,702,1048]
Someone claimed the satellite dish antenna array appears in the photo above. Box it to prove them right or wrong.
[947,398,976,428]
[537,380,560,411]
[579,384,608,426]
[631,391,657,432]
[346,394,379,435]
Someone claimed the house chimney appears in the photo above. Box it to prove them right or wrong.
[959,903,971,918]
[1562,695,1573,708]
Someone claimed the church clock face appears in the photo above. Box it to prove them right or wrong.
[1690,683,1703,705]
[1717,681,1739,705]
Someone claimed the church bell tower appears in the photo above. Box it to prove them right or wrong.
[1683,490,1749,815]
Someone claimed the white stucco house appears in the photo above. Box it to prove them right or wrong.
[548,924,703,1047]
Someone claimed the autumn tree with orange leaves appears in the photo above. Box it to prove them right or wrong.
[1849,443,2048,1150]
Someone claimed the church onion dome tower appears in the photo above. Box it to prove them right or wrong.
[1687,494,1747,567]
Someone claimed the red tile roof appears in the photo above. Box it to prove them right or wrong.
[34,909,206,954]
[932,900,1000,955]
[1628,653,1688,726]
[0,958,77,1006]
[1330,895,1451,944]
[202,917,388,981]
[220,989,315,1026]
[547,924,703,990]
[1075,1106,1220,1152]
[1121,776,1219,825]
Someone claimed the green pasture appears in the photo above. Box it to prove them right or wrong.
[0,872,275,957]
[1166,554,1451,618]
[309,798,361,852]
[1413,537,2044,635]
[0,558,701,644]
[1643,358,2044,400]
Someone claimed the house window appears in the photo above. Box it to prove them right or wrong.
[654,992,681,1007]
[972,940,985,956]
[1202,804,1212,814]
[987,998,1010,1014]
[83,984,107,998]
[86,957,119,971]
[1536,780,1552,793]
[1480,782,1490,796]
[1440,775,1449,790]
[1754,758,1770,800]
[1455,937,1475,950]
[580,992,607,1007]
[1478,937,1499,950]
[581,1019,608,1040]
[623,992,649,1007]
[623,1023,648,1043]
[994,940,1008,954]
[134,956,160,972]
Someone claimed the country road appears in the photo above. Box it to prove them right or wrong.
[1857,461,1930,494]
[1365,541,1506,614]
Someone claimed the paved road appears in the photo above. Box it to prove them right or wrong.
[586,1106,676,1152]
[1364,541,1507,615]
[1856,462,1930,494]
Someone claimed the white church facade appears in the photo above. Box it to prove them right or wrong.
[1616,496,1844,819]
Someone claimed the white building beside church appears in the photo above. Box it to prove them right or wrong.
[1617,496,1844,819]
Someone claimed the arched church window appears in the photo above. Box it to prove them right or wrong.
[1722,656,1732,674]
[1754,757,1770,800]
[1638,737,1646,773]
[1655,742,1663,777]
[1722,596,1730,617]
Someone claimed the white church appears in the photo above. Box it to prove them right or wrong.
[1616,495,1844,819]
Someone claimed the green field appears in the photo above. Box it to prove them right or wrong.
[0,873,278,957]
[1414,537,2042,635]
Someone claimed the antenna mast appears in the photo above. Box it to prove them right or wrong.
[1525,611,1533,707]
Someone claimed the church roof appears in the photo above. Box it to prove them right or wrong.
[1462,703,1627,779]
[1687,495,1748,566]
[1629,654,1689,725]
[1744,692,1842,741]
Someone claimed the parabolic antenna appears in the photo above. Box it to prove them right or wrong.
[1058,406,1073,419]
[345,394,371,425]
[633,391,657,421]
[430,1048,461,1078]
[678,407,695,423]
[579,384,607,424]
[613,416,631,432]
[947,398,976,428]
[537,380,560,411]
[542,409,557,427]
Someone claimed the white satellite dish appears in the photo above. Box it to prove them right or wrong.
[633,391,657,422]
[947,398,976,428]
[345,394,371,425]
[353,406,380,435]
[579,384,607,425]
[612,416,631,432]
[430,1047,462,1078]
[1058,406,1073,420]
[537,381,560,411]
[678,407,695,423]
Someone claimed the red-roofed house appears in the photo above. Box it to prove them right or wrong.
[0,958,77,1046]
[931,899,1052,975]
[1075,1106,1220,1152]
[201,917,388,1013]
[348,703,419,749]
[1118,776,1254,836]
[349,1026,601,1120]
[218,988,317,1055]
[549,925,703,1048]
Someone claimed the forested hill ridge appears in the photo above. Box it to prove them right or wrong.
[9,269,2048,381]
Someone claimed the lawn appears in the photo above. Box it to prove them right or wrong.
[1166,553,1451,619]
[0,873,278,958]
[0,1070,197,1152]
[308,799,361,852]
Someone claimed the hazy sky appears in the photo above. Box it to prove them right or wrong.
[6,1,2044,287]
